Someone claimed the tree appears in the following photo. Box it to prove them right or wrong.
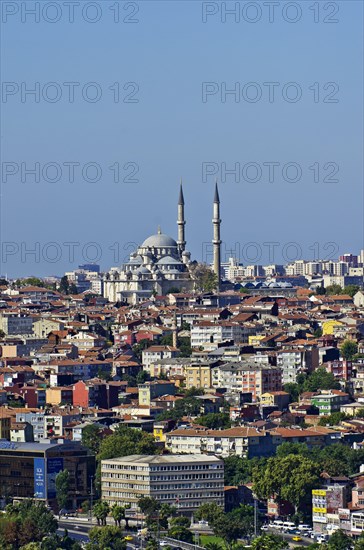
[168,516,193,543]
[195,502,223,524]
[275,442,310,459]
[318,412,348,426]
[326,284,343,295]
[197,412,231,429]
[56,469,71,511]
[0,500,58,548]
[251,534,289,550]
[136,370,150,384]
[223,455,254,485]
[303,367,340,392]
[327,529,352,550]
[190,262,218,292]
[59,276,70,294]
[343,285,360,297]
[82,424,102,455]
[138,496,160,518]
[92,501,110,526]
[211,514,245,550]
[111,505,124,527]
[253,454,321,514]
[98,426,158,463]
[340,340,358,360]
[0,330,5,339]
[86,525,126,550]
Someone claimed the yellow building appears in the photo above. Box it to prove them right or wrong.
[185,364,212,389]
[248,335,265,346]
[322,320,343,336]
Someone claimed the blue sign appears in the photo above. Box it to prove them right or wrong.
[34,458,46,499]
[47,457,64,499]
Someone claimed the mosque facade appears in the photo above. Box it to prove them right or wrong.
[103,184,221,304]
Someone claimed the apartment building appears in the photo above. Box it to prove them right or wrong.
[0,313,33,336]
[276,347,319,384]
[138,381,176,406]
[165,427,276,458]
[211,362,282,400]
[101,454,224,514]
[311,391,350,416]
[142,346,180,373]
[185,363,213,389]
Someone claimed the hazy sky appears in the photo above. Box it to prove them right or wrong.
[1,0,363,277]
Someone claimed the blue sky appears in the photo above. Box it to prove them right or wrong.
[1,0,363,276]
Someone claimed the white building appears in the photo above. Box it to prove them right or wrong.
[101,454,224,514]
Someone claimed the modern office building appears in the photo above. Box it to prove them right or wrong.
[0,439,95,510]
[101,454,224,515]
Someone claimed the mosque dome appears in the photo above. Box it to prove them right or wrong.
[141,229,177,248]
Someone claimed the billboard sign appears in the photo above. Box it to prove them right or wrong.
[34,458,46,499]
[47,457,64,499]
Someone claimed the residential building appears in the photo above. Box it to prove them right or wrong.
[142,346,180,374]
[212,362,282,400]
[311,391,350,416]
[276,348,319,384]
[138,381,176,406]
[165,427,277,458]
[184,363,213,389]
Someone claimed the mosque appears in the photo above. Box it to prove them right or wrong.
[103,183,222,304]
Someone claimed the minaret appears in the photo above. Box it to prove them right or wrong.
[177,179,186,253]
[213,181,221,290]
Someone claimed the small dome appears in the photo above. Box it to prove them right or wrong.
[142,233,177,248]
[136,266,151,274]
[157,255,183,265]
[127,255,143,265]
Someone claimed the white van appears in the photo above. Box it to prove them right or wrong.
[298,524,312,532]
[272,520,284,529]
[282,521,296,532]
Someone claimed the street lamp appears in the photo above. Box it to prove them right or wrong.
[89,475,94,523]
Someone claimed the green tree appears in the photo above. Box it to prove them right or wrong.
[326,284,343,295]
[92,501,110,526]
[196,412,231,429]
[59,276,70,294]
[303,367,340,392]
[136,370,150,384]
[138,497,160,518]
[195,502,223,524]
[223,455,255,485]
[0,500,58,548]
[327,529,352,550]
[343,285,360,297]
[86,525,126,550]
[190,263,218,292]
[340,340,358,360]
[275,442,310,459]
[168,516,193,543]
[318,412,348,426]
[111,505,124,527]
[253,454,321,514]
[82,424,102,455]
[56,469,71,511]
[251,534,289,550]
[211,514,245,550]
[98,426,158,463]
